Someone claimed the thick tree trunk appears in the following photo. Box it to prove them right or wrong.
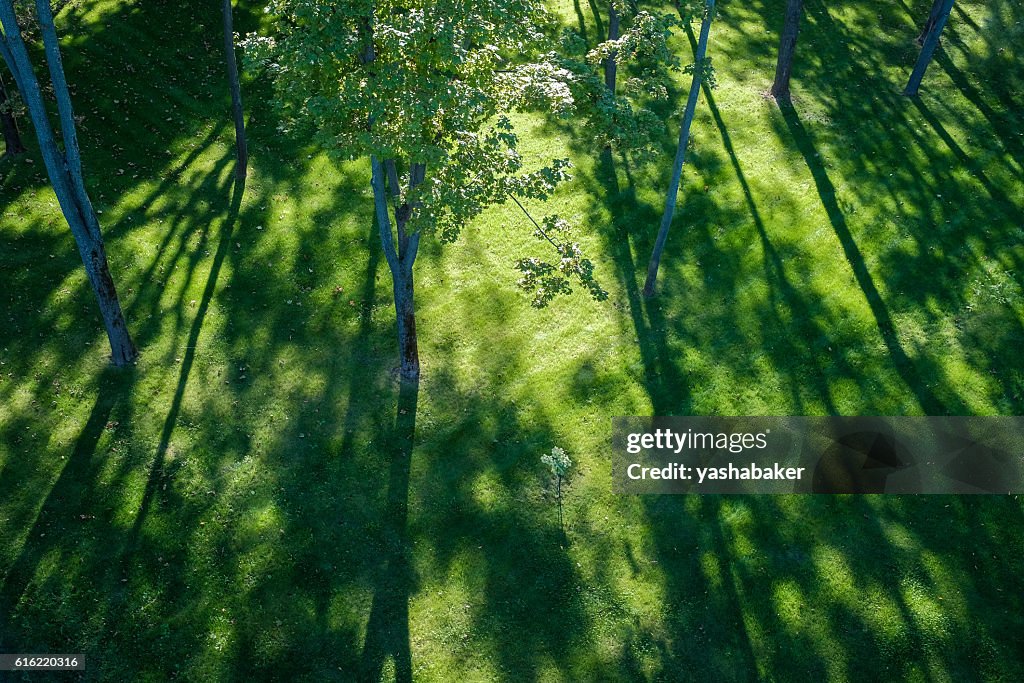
[642,0,714,297]
[0,0,138,365]
[904,0,954,96]
[392,267,419,380]
[0,73,25,156]
[916,0,945,44]
[222,0,247,178]
[604,2,620,93]
[770,0,802,102]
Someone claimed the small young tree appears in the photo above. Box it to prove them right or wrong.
[0,69,25,156]
[643,0,716,297]
[0,0,137,364]
[247,0,605,380]
[904,0,954,96]
[770,0,803,103]
[541,446,572,536]
[222,0,247,178]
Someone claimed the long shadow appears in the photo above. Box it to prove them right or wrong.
[779,105,952,415]
[126,173,245,551]
[336,214,385,462]
[358,377,418,683]
[0,365,135,650]
[931,49,1024,177]
[701,86,840,414]
[910,96,1015,209]
[595,149,692,417]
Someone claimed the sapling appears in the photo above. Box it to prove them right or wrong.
[541,446,572,537]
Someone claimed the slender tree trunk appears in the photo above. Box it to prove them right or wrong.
[604,2,620,93]
[222,0,247,178]
[904,0,954,96]
[0,73,25,155]
[916,0,944,44]
[0,0,138,365]
[642,0,714,297]
[770,0,802,102]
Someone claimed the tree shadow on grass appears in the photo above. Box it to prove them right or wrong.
[358,377,418,683]
[777,104,957,416]
[0,364,137,651]
[124,173,246,559]
[700,85,841,415]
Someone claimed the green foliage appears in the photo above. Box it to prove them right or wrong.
[683,55,718,90]
[515,214,608,307]
[543,8,681,161]
[243,0,605,305]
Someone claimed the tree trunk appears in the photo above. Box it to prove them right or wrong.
[642,0,714,297]
[0,0,138,365]
[604,2,620,93]
[222,0,247,178]
[916,0,944,44]
[770,0,802,102]
[904,0,954,96]
[371,155,421,380]
[392,266,419,380]
[0,73,25,156]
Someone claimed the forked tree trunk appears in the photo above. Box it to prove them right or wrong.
[904,0,954,96]
[642,0,714,297]
[916,0,945,44]
[0,73,25,155]
[770,0,802,102]
[604,2,620,93]
[0,0,138,364]
[222,0,247,178]
[370,156,421,380]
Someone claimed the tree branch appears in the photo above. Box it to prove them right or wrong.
[507,192,560,250]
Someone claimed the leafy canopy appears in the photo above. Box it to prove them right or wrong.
[245,0,606,304]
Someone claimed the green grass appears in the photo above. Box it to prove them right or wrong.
[1,0,1023,679]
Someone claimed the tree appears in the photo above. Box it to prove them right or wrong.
[558,5,680,160]
[904,0,954,96]
[0,69,25,156]
[246,0,604,380]
[916,0,944,45]
[770,0,803,103]
[0,0,138,365]
[222,0,247,178]
[642,0,715,297]
[604,1,620,93]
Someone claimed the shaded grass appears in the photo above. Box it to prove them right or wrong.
[0,0,1022,680]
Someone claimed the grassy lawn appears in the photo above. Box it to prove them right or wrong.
[1,0,1023,679]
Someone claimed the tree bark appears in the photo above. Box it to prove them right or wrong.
[371,155,421,380]
[904,0,954,96]
[0,72,25,155]
[222,0,247,178]
[604,2,620,93]
[0,0,138,365]
[770,0,802,103]
[916,0,945,44]
[391,265,419,380]
[642,0,714,297]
